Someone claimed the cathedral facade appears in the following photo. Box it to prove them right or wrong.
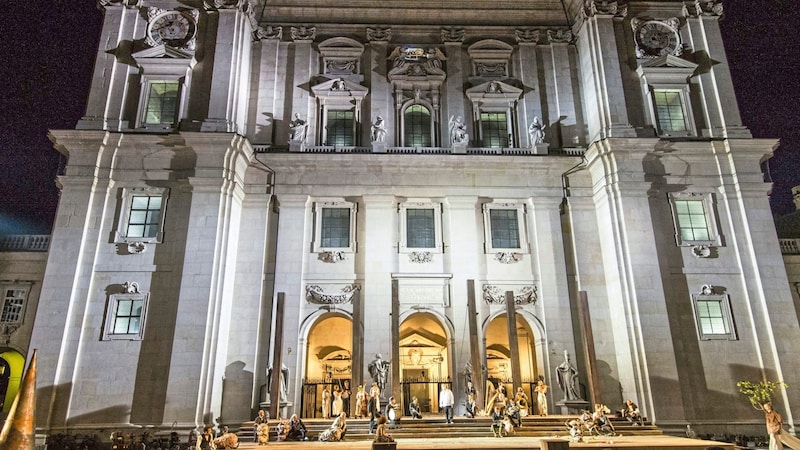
[22,0,799,437]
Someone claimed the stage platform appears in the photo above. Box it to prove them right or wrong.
[233,434,735,449]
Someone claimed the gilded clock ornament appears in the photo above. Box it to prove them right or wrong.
[632,18,681,58]
[146,9,198,50]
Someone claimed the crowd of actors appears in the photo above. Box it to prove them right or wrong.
[247,377,653,444]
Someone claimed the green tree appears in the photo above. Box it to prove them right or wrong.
[737,380,787,410]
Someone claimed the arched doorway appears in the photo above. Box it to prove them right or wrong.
[399,312,449,415]
[0,350,25,415]
[302,314,352,418]
[484,314,538,408]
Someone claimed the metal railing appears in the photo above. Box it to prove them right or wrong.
[252,144,586,156]
[779,239,800,254]
[0,235,50,252]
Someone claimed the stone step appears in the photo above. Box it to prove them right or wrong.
[233,415,661,442]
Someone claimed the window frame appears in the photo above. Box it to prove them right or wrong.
[324,109,356,146]
[103,291,150,341]
[482,202,529,254]
[691,292,737,341]
[649,85,695,137]
[0,283,31,325]
[313,200,357,253]
[114,187,169,245]
[399,201,443,253]
[479,111,510,148]
[668,192,721,247]
[136,76,185,130]
[401,102,435,147]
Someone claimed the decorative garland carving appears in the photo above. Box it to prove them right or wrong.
[319,251,347,263]
[255,25,283,41]
[127,242,147,254]
[694,0,723,16]
[691,245,712,258]
[441,28,466,43]
[98,0,138,7]
[547,29,573,44]
[583,0,628,18]
[291,26,316,42]
[367,27,392,43]
[515,29,540,44]
[409,251,433,263]
[494,252,522,264]
[306,284,361,304]
[482,285,538,305]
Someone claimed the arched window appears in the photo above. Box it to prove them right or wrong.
[403,104,432,147]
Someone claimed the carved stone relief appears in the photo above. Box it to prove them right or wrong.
[306,284,361,305]
[318,251,347,263]
[441,28,466,43]
[494,252,522,264]
[291,26,316,42]
[482,284,538,305]
[515,29,540,44]
[409,251,433,263]
[255,25,282,41]
[367,27,392,43]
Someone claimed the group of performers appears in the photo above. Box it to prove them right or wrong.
[483,378,548,418]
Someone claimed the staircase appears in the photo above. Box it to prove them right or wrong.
[234,414,661,443]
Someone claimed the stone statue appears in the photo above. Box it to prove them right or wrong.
[528,116,546,147]
[556,350,581,401]
[448,115,469,145]
[371,116,387,143]
[267,364,290,402]
[367,353,390,393]
[289,113,308,143]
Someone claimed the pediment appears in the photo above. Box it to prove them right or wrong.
[466,80,522,106]
[636,55,698,83]
[399,329,447,348]
[133,44,194,60]
[311,77,369,101]
[640,54,699,70]
[133,45,197,74]
[468,39,514,62]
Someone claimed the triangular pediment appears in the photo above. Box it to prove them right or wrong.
[133,44,194,60]
[640,54,699,70]
[311,77,369,99]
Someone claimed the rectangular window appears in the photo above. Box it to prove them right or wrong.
[490,209,520,249]
[692,291,736,340]
[668,193,720,247]
[483,202,529,254]
[103,290,150,341]
[112,298,143,335]
[653,89,688,134]
[321,208,351,248]
[144,81,179,125]
[480,112,509,148]
[406,209,436,248]
[115,187,169,245]
[127,195,163,239]
[674,199,710,241]
[326,110,354,146]
[1,287,28,323]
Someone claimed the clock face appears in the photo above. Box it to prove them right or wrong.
[148,11,196,48]
[636,21,680,57]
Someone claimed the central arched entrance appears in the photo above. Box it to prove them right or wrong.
[484,314,538,411]
[302,314,352,418]
[399,312,449,416]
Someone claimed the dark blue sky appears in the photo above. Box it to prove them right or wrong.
[1,1,798,235]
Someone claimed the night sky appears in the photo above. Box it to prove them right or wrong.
[1,1,798,235]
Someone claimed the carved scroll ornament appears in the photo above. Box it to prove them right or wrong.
[306,284,361,305]
[482,285,538,305]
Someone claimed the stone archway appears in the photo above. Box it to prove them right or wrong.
[484,314,538,405]
[398,312,449,414]
[303,314,353,418]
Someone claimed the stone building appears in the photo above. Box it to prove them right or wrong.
[13,0,800,438]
